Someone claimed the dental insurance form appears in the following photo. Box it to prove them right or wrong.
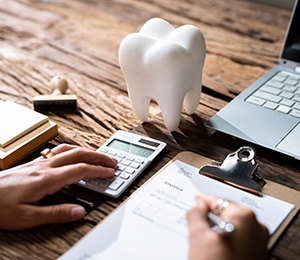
[60,154,295,260]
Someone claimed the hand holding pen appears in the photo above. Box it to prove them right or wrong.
[186,194,269,260]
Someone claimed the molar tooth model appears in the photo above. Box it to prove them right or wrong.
[119,17,206,131]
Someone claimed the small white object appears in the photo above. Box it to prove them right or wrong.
[119,18,206,131]
[49,75,69,95]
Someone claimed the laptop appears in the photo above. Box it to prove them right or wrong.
[206,0,300,159]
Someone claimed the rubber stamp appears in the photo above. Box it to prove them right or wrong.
[33,75,77,113]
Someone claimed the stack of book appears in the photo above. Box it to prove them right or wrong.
[0,100,58,169]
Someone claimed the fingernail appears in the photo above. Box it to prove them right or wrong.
[109,167,115,173]
[195,194,204,205]
[71,206,85,220]
[112,157,118,163]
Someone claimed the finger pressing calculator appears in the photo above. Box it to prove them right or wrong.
[77,130,166,198]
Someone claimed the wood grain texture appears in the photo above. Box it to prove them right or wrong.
[0,0,299,259]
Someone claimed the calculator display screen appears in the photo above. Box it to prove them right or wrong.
[107,139,155,158]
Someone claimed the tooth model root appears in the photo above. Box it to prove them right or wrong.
[128,92,151,122]
[119,17,206,131]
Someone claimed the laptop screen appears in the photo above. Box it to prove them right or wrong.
[282,0,300,63]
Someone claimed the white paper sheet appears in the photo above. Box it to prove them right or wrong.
[60,160,294,260]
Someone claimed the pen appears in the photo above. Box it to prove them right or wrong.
[207,212,235,235]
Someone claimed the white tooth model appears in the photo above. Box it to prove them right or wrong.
[119,18,206,131]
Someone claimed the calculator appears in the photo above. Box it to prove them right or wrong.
[77,130,166,198]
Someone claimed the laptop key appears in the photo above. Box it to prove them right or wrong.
[293,94,300,102]
[276,105,291,114]
[253,90,282,103]
[272,74,287,82]
[283,85,297,93]
[263,101,278,110]
[246,96,265,106]
[267,81,285,89]
[293,102,300,110]
[289,109,300,118]
[280,99,295,107]
[285,79,298,86]
[261,85,281,95]
[280,91,294,99]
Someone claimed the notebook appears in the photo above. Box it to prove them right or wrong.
[0,100,48,147]
[0,100,58,169]
[206,0,300,159]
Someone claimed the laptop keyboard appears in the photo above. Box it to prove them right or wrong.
[246,71,300,118]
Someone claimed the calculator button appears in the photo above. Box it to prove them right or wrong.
[89,179,100,185]
[98,179,113,188]
[108,179,125,190]
[134,158,144,164]
[120,159,131,166]
[124,168,135,174]
[125,155,135,161]
[98,182,109,188]
[117,152,126,158]
[130,162,140,169]
[117,165,126,171]
[108,151,117,156]
[113,155,121,159]
[120,173,130,179]
[78,180,86,185]
[98,148,108,153]
[114,170,122,177]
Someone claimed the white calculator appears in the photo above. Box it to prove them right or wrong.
[77,130,166,198]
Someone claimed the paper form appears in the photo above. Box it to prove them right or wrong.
[60,160,294,260]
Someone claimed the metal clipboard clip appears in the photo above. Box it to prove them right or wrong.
[199,146,266,196]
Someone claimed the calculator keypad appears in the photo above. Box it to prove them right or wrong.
[81,148,146,196]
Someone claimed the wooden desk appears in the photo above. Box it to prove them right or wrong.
[0,0,299,259]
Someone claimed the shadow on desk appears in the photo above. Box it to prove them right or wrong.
[135,112,300,190]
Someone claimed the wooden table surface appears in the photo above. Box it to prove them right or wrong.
[1,0,299,259]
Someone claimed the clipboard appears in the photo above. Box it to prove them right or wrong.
[60,148,300,259]
[171,149,300,249]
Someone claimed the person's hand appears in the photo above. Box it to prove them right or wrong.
[187,194,269,260]
[0,144,118,230]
